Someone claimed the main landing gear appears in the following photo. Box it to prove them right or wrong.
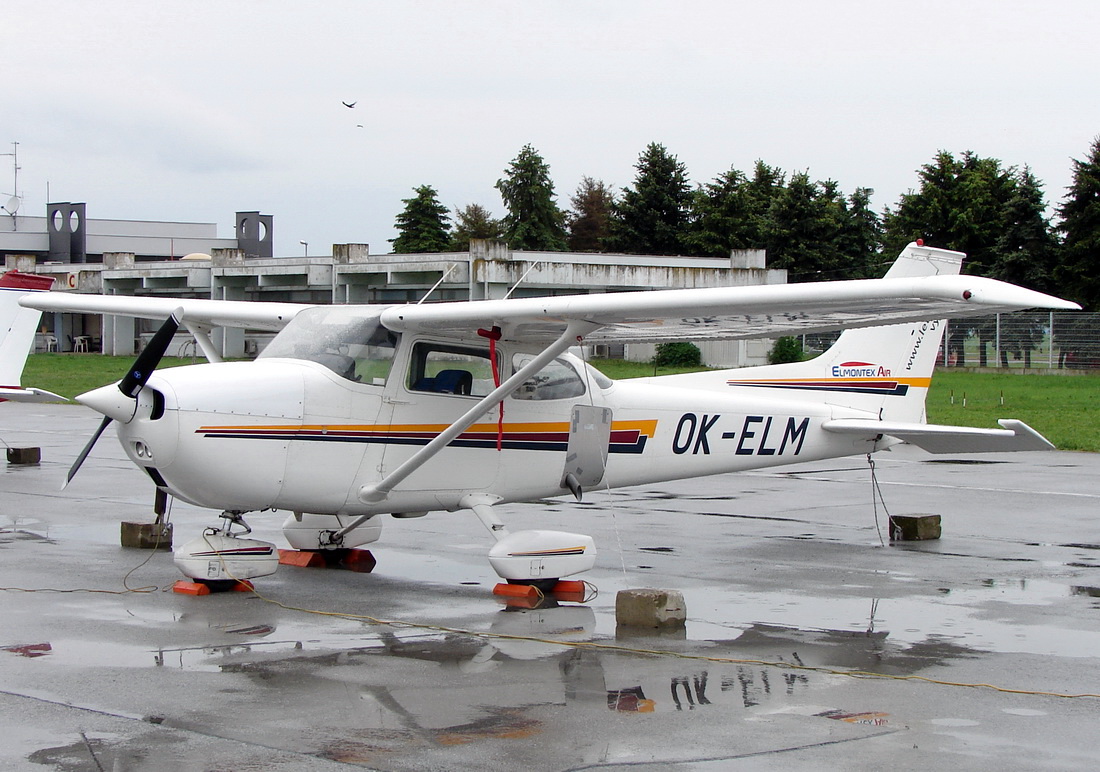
[170,499,598,603]
[277,512,381,572]
[462,494,597,603]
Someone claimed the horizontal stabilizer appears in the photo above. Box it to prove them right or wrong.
[0,386,66,404]
[822,418,1054,453]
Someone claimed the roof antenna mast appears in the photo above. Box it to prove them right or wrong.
[1,142,22,229]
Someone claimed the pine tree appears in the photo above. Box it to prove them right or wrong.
[883,150,1018,275]
[566,177,615,252]
[495,145,567,251]
[449,204,503,251]
[390,185,451,253]
[762,172,851,279]
[608,143,692,255]
[685,166,755,257]
[838,187,883,278]
[990,168,1059,293]
[1056,137,1100,310]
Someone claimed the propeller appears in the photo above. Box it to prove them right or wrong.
[66,309,183,486]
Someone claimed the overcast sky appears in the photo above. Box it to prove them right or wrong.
[5,1,1098,256]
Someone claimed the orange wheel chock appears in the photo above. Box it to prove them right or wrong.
[492,582,540,599]
[341,549,377,573]
[172,580,211,596]
[278,549,327,568]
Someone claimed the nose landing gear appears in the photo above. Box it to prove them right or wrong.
[173,511,279,594]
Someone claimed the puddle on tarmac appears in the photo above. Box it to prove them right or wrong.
[10,559,1099,687]
[682,576,1100,660]
[0,517,53,545]
[10,584,1097,771]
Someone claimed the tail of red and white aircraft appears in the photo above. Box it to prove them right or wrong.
[1,271,64,403]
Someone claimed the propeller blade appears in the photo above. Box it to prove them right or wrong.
[65,415,112,488]
[69,309,182,488]
[119,309,183,397]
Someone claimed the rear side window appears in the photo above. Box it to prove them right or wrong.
[511,353,586,400]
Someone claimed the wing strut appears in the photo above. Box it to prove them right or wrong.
[183,322,223,363]
[358,320,599,504]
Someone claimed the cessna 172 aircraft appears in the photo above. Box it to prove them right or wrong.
[1,270,63,403]
[18,243,1081,588]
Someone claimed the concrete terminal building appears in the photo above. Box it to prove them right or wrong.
[2,204,786,366]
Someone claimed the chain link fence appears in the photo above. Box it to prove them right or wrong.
[802,311,1100,371]
[941,311,1100,370]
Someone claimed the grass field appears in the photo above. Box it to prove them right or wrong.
[925,370,1099,452]
[20,354,1099,452]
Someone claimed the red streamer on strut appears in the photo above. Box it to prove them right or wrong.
[478,326,504,451]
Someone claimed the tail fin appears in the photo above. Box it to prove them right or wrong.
[722,242,964,423]
[1,271,62,403]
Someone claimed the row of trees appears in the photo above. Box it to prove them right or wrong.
[390,138,1100,310]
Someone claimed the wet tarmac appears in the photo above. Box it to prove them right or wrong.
[2,404,1099,771]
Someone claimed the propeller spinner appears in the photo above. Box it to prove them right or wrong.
[67,309,183,486]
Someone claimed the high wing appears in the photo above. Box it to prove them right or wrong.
[20,248,1078,345]
[379,274,1078,344]
[20,294,308,332]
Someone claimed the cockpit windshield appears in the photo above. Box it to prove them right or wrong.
[259,306,399,385]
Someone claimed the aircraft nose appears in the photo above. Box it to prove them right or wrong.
[76,383,137,423]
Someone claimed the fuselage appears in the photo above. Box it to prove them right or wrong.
[118,322,877,518]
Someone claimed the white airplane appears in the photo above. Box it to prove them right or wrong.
[18,243,1080,590]
[0,270,64,404]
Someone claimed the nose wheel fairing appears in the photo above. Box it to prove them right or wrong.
[173,512,279,582]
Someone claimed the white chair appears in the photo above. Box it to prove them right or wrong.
[44,336,58,352]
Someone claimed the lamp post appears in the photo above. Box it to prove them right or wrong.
[299,240,308,257]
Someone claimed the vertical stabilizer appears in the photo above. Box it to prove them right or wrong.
[1,271,58,402]
[721,243,964,423]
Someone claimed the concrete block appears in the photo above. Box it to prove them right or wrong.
[6,447,41,465]
[889,514,941,541]
[120,521,173,550]
[615,588,687,629]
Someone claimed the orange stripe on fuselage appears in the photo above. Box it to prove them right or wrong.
[197,419,660,437]
[728,377,932,388]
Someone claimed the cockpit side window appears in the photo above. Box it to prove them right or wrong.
[511,353,586,400]
[408,342,496,397]
[259,306,399,385]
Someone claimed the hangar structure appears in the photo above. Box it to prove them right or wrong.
[3,204,786,366]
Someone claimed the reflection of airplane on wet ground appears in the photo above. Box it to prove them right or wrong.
[146,599,919,757]
[17,243,1079,590]
[0,271,62,404]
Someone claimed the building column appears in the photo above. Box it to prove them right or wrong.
[103,314,136,357]
[211,283,246,358]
